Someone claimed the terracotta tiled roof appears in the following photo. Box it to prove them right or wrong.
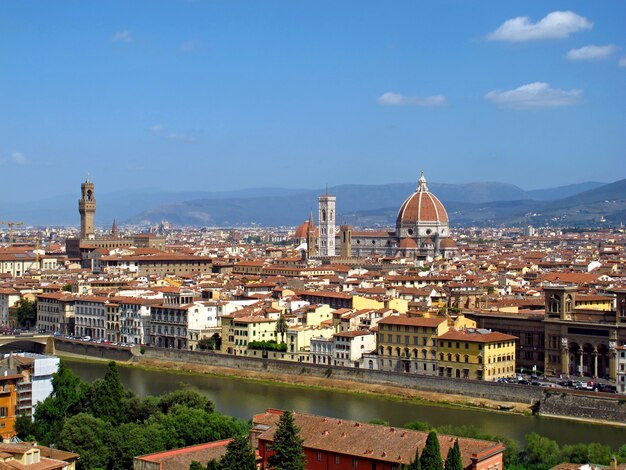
[439,329,517,343]
[377,315,446,327]
[254,410,503,467]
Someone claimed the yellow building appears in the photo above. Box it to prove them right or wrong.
[220,315,277,355]
[437,329,517,381]
[574,294,613,312]
[376,313,476,375]
[352,295,408,313]
[281,325,336,362]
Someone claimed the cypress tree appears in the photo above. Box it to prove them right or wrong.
[420,431,444,470]
[268,411,306,470]
[407,445,421,469]
[219,435,256,470]
[444,439,463,470]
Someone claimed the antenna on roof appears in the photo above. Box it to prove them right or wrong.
[325,183,328,196]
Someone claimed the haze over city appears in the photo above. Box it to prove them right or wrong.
[2,1,626,204]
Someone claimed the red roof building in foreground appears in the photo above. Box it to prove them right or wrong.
[252,409,504,470]
[134,439,231,470]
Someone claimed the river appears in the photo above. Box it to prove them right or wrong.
[63,357,626,450]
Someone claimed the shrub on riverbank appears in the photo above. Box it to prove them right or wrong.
[248,340,287,352]
[16,360,249,470]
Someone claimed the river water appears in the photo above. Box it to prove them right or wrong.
[63,358,626,450]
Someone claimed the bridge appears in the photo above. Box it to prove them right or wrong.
[0,335,55,355]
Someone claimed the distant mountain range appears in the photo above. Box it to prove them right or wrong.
[2,180,622,228]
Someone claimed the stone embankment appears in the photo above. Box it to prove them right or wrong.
[140,347,542,404]
[537,390,626,423]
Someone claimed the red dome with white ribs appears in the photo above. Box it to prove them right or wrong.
[396,173,449,226]
[294,220,318,239]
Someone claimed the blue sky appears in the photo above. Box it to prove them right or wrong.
[2,1,625,202]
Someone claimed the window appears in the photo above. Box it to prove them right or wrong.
[0,407,7,417]
[334,455,340,465]
[353,457,359,467]
[317,451,322,462]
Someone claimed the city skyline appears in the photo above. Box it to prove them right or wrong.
[2,1,625,202]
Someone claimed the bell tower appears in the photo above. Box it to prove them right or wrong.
[79,177,96,240]
[318,193,336,257]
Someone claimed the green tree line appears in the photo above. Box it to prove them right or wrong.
[16,361,249,470]
[388,419,626,470]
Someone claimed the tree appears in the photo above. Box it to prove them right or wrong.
[268,411,305,470]
[108,422,167,470]
[62,283,73,292]
[420,431,443,470]
[275,315,288,343]
[15,414,38,441]
[158,405,246,449]
[86,361,125,423]
[33,361,88,446]
[16,298,36,329]
[158,389,215,414]
[189,462,206,470]
[522,433,560,469]
[219,435,256,470]
[58,413,112,470]
[444,439,462,470]
[206,460,221,470]
[406,446,421,470]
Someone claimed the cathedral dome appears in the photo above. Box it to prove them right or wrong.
[399,237,418,249]
[396,172,448,227]
[294,220,318,240]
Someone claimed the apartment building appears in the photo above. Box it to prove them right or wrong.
[438,329,517,381]
[36,292,76,335]
[377,314,476,375]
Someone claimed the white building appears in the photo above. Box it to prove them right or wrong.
[332,330,377,368]
[119,297,159,345]
[36,292,76,335]
[7,353,59,418]
[0,288,20,329]
[617,346,626,394]
[310,336,333,366]
[74,296,106,339]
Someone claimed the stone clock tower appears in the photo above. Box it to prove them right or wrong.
[79,177,96,240]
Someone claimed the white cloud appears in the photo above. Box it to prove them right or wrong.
[0,152,30,166]
[166,132,197,143]
[566,45,617,61]
[619,57,626,67]
[149,124,196,142]
[488,11,593,42]
[485,82,582,110]
[111,30,133,43]
[377,92,446,107]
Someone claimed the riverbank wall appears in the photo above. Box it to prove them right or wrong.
[537,390,626,423]
[138,346,543,404]
[55,339,133,362]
